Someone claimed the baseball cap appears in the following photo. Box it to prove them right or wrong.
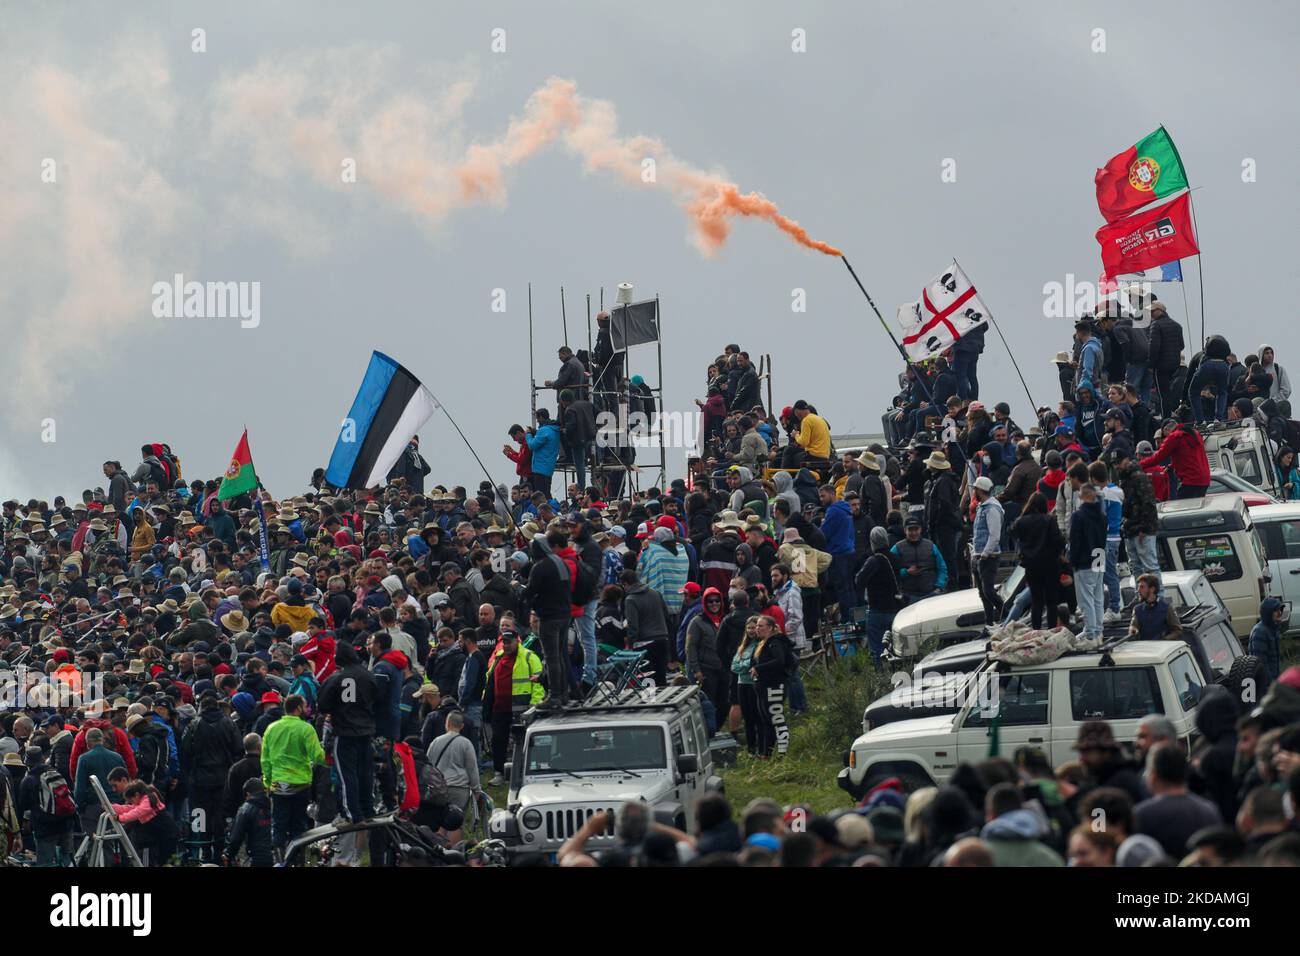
[678,582,702,597]
[607,525,626,539]
[655,515,677,530]
[1053,424,1074,438]
[972,476,994,493]
[903,516,922,529]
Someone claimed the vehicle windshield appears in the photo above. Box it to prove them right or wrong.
[525,725,666,775]
[998,566,1025,601]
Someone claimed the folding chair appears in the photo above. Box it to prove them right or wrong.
[590,649,653,702]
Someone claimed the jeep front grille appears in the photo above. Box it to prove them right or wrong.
[545,806,617,842]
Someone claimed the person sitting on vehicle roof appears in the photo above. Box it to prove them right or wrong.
[1128,574,1181,642]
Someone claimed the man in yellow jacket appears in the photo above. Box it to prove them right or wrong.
[483,626,544,786]
[792,400,831,465]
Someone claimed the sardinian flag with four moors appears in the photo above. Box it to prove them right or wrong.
[896,261,991,362]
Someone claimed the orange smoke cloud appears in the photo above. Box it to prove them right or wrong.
[686,182,843,257]
[215,64,840,257]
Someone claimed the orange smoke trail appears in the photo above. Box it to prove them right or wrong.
[686,181,843,257]
[214,65,841,256]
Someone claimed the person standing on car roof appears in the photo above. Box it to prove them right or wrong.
[1140,405,1209,499]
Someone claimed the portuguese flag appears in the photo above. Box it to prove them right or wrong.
[1095,126,1188,223]
[217,429,259,500]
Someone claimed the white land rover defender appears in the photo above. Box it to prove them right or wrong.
[838,636,1219,800]
[488,684,724,856]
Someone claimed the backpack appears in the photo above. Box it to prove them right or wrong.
[39,769,76,818]
[147,458,168,489]
[421,739,452,806]
[549,553,599,606]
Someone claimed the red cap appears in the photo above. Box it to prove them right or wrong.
[781,406,793,418]
[259,691,282,706]
[655,515,677,530]
[678,582,701,596]
[52,648,72,664]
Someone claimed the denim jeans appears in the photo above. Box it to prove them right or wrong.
[1126,363,1153,406]
[1074,568,1105,637]
[1104,539,1121,613]
[35,828,73,866]
[566,440,592,491]
[576,598,599,686]
[1125,534,1161,595]
[461,701,483,761]
[787,671,808,714]
[953,352,979,400]
[865,610,895,669]
[830,553,858,614]
[1190,359,1230,423]
[1002,587,1031,625]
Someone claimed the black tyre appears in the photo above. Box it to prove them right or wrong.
[1221,654,1265,703]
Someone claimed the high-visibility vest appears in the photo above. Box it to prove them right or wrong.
[488,646,544,708]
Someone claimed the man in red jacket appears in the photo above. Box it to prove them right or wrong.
[68,699,138,782]
[1140,408,1210,499]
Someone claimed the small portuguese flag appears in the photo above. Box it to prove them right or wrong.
[217,429,259,500]
[1095,126,1188,223]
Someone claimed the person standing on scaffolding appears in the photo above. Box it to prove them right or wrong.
[592,311,623,413]
[544,345,589,399]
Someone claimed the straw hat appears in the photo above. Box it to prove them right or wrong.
[1051,350,1072,365]
[712,510,745,531]
[857,451,881,472]
[221,610,250,633]
[924,451,951,470]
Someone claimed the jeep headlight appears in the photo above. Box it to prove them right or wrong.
[520,808,543,830]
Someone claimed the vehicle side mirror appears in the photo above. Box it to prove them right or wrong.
[676,753,699,775]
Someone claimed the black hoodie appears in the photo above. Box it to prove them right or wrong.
[1190,685,1240,822]
[135,722,173,789]
[180,705,243,791]
[226,791,274,866]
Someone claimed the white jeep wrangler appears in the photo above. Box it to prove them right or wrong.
[488,684,724,856]
[838,637,1216,799]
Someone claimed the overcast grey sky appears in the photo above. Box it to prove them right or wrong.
[2,1,1296,501]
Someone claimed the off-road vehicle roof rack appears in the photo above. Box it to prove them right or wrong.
[520,684,700,725]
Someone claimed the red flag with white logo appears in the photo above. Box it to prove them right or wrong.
[1095,191,1198,279]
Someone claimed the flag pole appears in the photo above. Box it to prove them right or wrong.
[840,255,933,405]
[243,425,271,571]
[1188,193,1207,348]
[1161,125,1204,348]
[424,389,516,532]
[953,257,1037,416]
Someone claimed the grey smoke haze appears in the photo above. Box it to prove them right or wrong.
[0,1,1296,500]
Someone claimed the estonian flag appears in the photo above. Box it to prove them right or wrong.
[1116,260,1184,283]
[326,351,438,490]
